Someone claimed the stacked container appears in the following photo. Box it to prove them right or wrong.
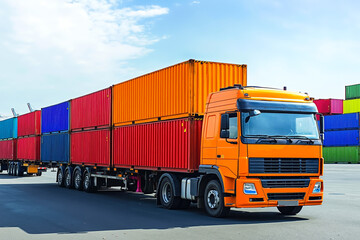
[17,111,41,161]
[70,88,112,166]
[41,101,70,164]
[0,118,17,161]
[344,84,360,114]
[323,113,360,163]
[314,99,343,119]
[112,60,246,171]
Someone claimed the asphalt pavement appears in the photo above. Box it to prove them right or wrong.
[0,165,359,240]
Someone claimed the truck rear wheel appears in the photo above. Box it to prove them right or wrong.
[74,169,83,191]
[159,177,181,209]
[204,180,230,218]
[65,168,73,188]
[277,206,303,215]
[83,171,96,193]
[57,168,65,187]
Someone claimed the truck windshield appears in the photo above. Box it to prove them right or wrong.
[241,112,319,139]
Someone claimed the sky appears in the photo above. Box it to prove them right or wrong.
[0,0,359,118]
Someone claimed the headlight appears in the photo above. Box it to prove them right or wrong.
[313,182,322,194]
[244,183,257,195]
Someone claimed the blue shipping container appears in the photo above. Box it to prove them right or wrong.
[0,118,17,139]
[324,129,360,147]
[324,113,360,131]
[41,101,70,134]
[41,133,69,163]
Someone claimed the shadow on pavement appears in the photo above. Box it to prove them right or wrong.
[0,182,308,234]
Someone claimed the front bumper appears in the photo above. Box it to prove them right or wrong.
[224,178,323,208]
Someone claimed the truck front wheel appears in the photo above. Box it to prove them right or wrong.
[159,177,181,209]
[204,180,230,218]
[57,168,65,187]
[277,206,303,215]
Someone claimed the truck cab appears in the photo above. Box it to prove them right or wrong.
[199,85,323,217]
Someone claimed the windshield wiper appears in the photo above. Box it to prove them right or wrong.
[291,136,315,144]
[268,135,293,143]
[245,135,278,144]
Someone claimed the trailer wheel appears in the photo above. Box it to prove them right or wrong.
[83,171,96,193]
[204,180,230,218]
[14,163,19,176]
[8,163,13,176]
[159,177,181,209]
[64,168,73,188]
[74,169,83,191]
[57,168,65,187]
[277,206,303,215]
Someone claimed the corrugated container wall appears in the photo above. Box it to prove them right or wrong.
[324,113,360,131]
[345,84,360,100]
[17,136,40,161]
[343,99,360,114]
[41,101,70,134]
[0,139,16,160]
[71,129,110,166]
[323,130,360,147]
[41,133,69,163]
[0,118,17,139]
[71,88,111,130]
[314,99,343,115]
[323,146,360,164]
[17,111,41,137]
[113,60,247,125]
[113,118,202,172]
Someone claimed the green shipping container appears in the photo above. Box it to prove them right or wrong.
[343,99,360,114]
[323,146,360,164]
[345,84,360,100]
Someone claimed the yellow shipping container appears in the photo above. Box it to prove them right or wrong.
[343,99,360,114]
[113,60,247,126]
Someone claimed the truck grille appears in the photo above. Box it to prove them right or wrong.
[267,193,305,200]
[261,179,310,188]
[249,158,319,174]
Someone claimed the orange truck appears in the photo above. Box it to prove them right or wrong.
[14,60,323,218]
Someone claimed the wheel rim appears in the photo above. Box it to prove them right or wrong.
[75,172,81,188]
[58,171,63,185]
[207,189,220,209]
[161,182,172,204]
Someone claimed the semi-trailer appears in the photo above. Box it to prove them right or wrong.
[0,60,324,217]
[0,112,45,176]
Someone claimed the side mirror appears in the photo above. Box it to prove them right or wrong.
[221,114,229,130]
[319,114,325,142]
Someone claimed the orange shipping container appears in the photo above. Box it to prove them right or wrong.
[113,60,247,126]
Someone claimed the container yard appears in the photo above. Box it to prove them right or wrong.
[0,60,325,218]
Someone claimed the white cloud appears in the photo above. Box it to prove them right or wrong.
[0,0,169,115]
[191,1,200,5]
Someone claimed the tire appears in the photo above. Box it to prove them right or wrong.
[159,177,181,209]
[14,163,18,176]
[9,163,13,176]
[73,169,83,191]
[36,171,42,176]
[64,168,73,189]
[277,206,303,215]
[57,168,65,187]
[204,180,230,218]
[83,171,96,193]
[17,164,24,177]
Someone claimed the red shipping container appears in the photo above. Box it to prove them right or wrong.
[113,118,202,172]
[0,139,17,160]
[17,111,41,137]
[71,129,110,166]
[314,99,343,115]
[71,88,111,131]
[17,136,40,161]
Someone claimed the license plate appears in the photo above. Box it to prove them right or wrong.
[277,200,299,206]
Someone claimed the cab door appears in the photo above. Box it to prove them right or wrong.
[216,112,239,177]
